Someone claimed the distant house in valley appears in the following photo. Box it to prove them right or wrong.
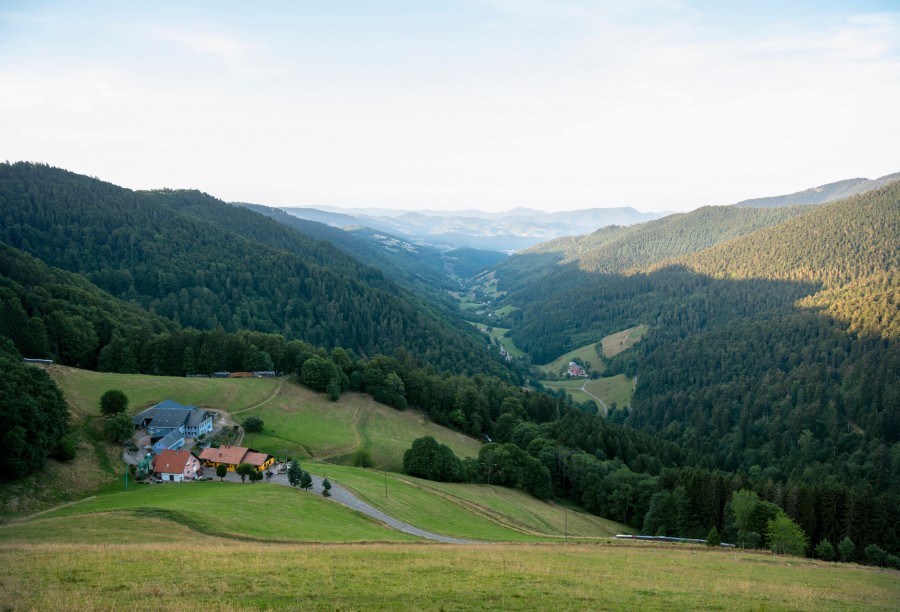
[198,445,276,472]
[152,449,202,482]
[567,362,587,377]
[132,400,214,454]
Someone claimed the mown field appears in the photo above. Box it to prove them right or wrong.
[49,365,279,418]
[542,374,634,411]
[537,342,605,377]
[0,482,417,544]
[600,324,649,358]
[240,385,482,471]
[2,540,896,611]
[305,465,630,541]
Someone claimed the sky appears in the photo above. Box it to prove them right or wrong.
[1,0,899,213]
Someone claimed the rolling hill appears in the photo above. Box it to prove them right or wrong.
[733,171,900,208]
[0,162,499,375]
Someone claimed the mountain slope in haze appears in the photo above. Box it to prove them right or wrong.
[502,204,813,282]
[0,163,498,374]
[285,205,664,251]
[238,203,454,298]
[733,172,900,208]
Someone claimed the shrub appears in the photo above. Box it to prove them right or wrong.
[352,448,374,468]
[243,416,264,433]
[99,389,128,416]
[104,412,134,442]
[838,537,856,562]
[766,514,808,556]
[815,539,836,561]
[864,544,888,567]
[706,526,721,547]
[216,464,228,481]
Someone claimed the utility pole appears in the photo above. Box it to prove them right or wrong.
[124,465,128,491]
[565,507,568,544]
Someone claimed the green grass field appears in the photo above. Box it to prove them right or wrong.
[2,541,896,610]
[0,482,418,544]
[541,380,595,404]
[309,465,544,541]
[239,384,482,471]
[50,366,279,418]
[537,342,605,377]
[543,374,635,411]
[601,324,649,358]
[585,374,635,409]
[394,474,630,538]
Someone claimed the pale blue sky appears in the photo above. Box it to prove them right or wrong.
[2,1,899,212]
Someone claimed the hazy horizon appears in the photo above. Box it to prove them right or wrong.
[2,1,899,213]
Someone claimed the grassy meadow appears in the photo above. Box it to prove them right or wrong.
[0,481,417,544]
[601,324,649,358]
[537,342,605,377]
[1,541,896,611]
[392,473,630,538]
[239,384,482,471]
[543,375,635,411]
[49,365,280,418]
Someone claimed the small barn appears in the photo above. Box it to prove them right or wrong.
[198,445,275,472]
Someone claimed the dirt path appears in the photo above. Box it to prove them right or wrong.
[230,379,286,416]
[11,496,97,523]
[580,381,608,415]
[314,398,372,461]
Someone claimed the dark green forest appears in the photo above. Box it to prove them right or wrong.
[481,181,900,560]
[0,162,503,377]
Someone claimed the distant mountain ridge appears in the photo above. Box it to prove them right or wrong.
[280,205,664,251]
[733,172,900,208]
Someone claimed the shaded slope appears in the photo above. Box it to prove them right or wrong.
[0,162,498,374]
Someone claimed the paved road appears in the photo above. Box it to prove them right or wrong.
[219,468,478,544]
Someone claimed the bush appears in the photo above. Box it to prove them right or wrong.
[235,462,256,482]
[864,544,888,567]
[243,416,264,433]
[216,464,228,481]
[99,389,128,416]
[815,539,836,561]
[352,448,374,468]
[838,537,856,562]
[104,412,134,443]
[706,526,721,547]
[766,514,808,556]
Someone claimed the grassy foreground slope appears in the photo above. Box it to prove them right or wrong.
[1,541,896,610]
[0,483,417,544]
[312,465,629,541]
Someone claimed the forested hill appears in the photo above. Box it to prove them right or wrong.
[0,162,499,375]
[502,204,812,279]
[659,180,900,287]
[0,242,176,367]
[732,172,900,208]
[475,177,899,556]
[237,203,454,299]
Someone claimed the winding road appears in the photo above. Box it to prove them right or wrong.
[263,470,478,544]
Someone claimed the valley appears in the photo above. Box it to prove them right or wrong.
[1,164,898,609]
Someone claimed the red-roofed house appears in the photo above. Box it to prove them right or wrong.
[152,450,202,482]
[198,445,275,472]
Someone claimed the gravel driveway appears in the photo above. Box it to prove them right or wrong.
[246,468,479,543]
